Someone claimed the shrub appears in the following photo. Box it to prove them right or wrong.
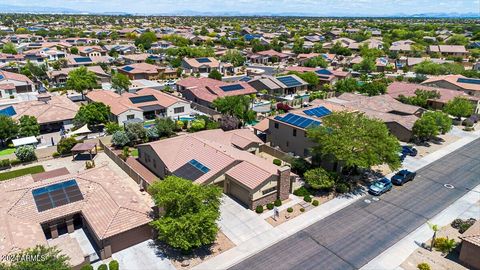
[0,159,11,168]
[267,203,274,210]
[255,205,264,213]
[274,199,282,207]
[80,264,93,270]
[15,146,36,162]
[52,152,60,158]
[304,168,335,190]
[300,208,305,212]
[451,218,476,233]
[273,159,282,166]
[112,130,130,147]
[293,186,311,197]
[105,122,122,135]
[85,161,95,169]
[289,157,311,176]
[109,260,119,270]
[57,137,78,155]
[10,159,21,166]
[312,200,319,206]
[433,237,457,254]
[417,263,430,270]
[335,182,350,193]
[287,207,293,213]
[303,195,312,203]
[97,264,108,270]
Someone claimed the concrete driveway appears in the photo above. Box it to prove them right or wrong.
[219,195,273,245]
[110,240,175,270]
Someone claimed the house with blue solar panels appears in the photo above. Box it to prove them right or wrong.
[422,75,480,98]
[181,57,234,75]
[66,54,109,67]
[248,74,308,96]
[118,63,165,80]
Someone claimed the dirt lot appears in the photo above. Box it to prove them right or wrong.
[166,232,235,269]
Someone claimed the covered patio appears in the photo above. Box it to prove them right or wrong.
[71,142,98,161]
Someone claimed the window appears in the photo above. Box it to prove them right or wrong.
[262,186,277,195]
[174,107,184,114]
[293,129,297,137]
[274,122,279,129]
[127,114,135,120]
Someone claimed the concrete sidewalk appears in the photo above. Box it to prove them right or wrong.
[361,184,480,270]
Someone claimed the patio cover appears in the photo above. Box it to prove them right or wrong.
[12,136,38,147]
[67,124,91,137]
[71,142,97,153]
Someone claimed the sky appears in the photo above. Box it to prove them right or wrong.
[5,0,480,15]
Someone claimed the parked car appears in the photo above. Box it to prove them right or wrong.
[368,177,393,196]
[391,169,416,185]
[402,145,418,157]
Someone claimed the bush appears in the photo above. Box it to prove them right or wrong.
[97,264,108,270]
[304,168,335,190]
[287,207,293,213]
[273,159,282,166]
[15,146,36,162]
[433,237,457,254]
[105,122,122,135]
[274,199,282,207]
[303,195,312,203]
[451,218,476,233]
[85,161,95,169]
[335,182,350,193]
[312,200,319,206]
[293,186,311,197]
[255,205,264,213]
[112,130,130,147]
[57,137,78,155]
[10,159,21,166]
[109,260,119,270]
[52,152,60,158]
[289,157,311,176]
[300,208,305,212]
[417,263,431,270]
[80,264,93,270]
[0,159,11,168]
[267,203,274,210]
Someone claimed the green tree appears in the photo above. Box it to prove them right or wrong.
[2,42,17,54]
[73,102,111,128]
[304,168,335,190]
[66,66,98,99]
[353,57,376,73]
[155,117,176,138]
[397,89,441,108]
[334,77,360,93]
[303,56,328,68]
[208,69,222,81]
[70,46,79,54]
[445,34,469,46]
[426,111,452,134]
[112,130,130,147]
[308,111,401,171]
[413,113,440,141]
[428,222,440,251]
[359,80,387,96]
[2,245,70,270]
[135,31,157,50]
[329,42,352,56]
[220,49,246,67]
[0,115,18,146]
[287,71,319,87]
[190,119,206,132]
[105,122,122,135]
[57,137,78,155]
[148,176,222,252]
[111,73,131,94]
[212,95,256,123]
[124,122,147,143]
[443,97,474,120]
[15,145,37,162]
[17,115,40,137]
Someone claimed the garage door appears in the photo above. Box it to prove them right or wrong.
[228,181,250,208]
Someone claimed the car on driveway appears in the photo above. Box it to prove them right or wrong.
[368,177,393,196]
[402,145,418,157]
[391,169,416,185]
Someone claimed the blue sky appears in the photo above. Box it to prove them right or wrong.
[6,0,480,15]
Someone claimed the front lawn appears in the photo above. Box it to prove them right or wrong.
[0,148,15,157]
[0,165,45,181]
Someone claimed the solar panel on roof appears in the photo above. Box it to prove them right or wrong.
[277,76,302,88]
[122,66,134,72]
[73,57,92,63]
[0,75,4,80]
[196,58,211,63]
[303,106,332,118]
[173,159,210,181]
[457,78,480,85]
[315,69,332,75]
[275,113,320,129]
[129,95,157,104]
[0,106,17,117]
[32,179,83,212]
[239,76,252,82]
[219,84,245,92]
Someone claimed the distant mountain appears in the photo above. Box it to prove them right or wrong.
[0,4,81,14]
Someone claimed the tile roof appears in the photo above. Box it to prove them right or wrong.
[183,57,220,68]
[422,75,480,92]
[8,95,79,124]
[176,77,257,103]
[0,70,33,85]
[460,221,480,247]
[119,63,161,74]
[387,82,479,103]
[429,45,468,54]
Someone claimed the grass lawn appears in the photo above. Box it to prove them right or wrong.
[0,148,15,157]
[0,165,45,181]
[131,148,138,157]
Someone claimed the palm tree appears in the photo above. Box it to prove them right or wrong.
[428,222,439,251]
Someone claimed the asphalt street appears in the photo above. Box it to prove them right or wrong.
[230,138,480,270]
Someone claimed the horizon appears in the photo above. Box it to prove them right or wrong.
[2,0,480,17]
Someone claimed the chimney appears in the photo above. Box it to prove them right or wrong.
[37,93,52,103]
[276,166,291,201]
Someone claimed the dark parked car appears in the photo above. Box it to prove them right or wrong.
[402,145,417,157]
[368,177,393,196]
[391,169,416,185]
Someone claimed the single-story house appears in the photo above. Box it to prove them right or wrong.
[48,66,111,86]
[0,70,36,99]
[428,45,469,58]
[248,74,309,95]
[421,75,480,97]
[181,57,233,75]
[117,63,165,80]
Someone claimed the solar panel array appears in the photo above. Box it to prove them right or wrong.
[220,84,245,92]
[274,113,320,129]
[73,57,92,63]
[129,95,158,104]
[277,76,302,88]
[0,74,4,80]
[315,69,332,75]
[173,159,210,181]
[0,106,17,117]
[303,106,332,118]
[32,179,83,212]
[457,78,480,85]
[239,76,252,82]
[122,66,134,72]
[196,58,211,63]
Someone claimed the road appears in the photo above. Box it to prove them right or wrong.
[230,138,480,270]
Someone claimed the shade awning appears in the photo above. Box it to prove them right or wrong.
[12,136,38,147]
[71,142,97,153]
[67,124,92,137]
